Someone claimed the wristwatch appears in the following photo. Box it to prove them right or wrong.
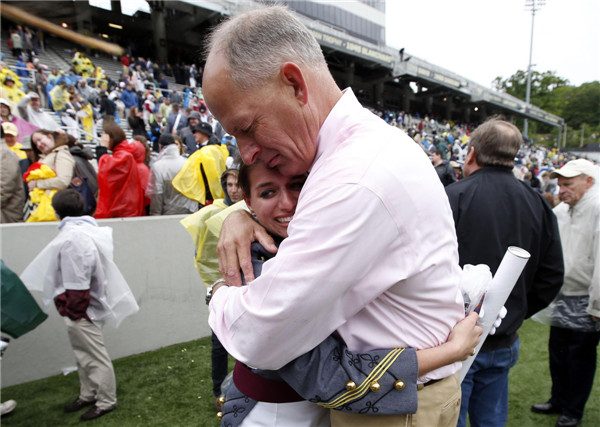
[206,278,227,305]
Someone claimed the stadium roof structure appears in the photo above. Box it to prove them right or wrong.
[1,0,563,127]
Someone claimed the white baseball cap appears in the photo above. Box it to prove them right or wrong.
[550,159,596,179]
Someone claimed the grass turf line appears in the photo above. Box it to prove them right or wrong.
[2,320,599,426]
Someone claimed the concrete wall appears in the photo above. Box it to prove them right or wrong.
[1,215,211,387]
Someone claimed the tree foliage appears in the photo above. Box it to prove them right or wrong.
[493,70,600,130]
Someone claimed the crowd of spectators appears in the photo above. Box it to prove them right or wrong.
[0,27,597,226]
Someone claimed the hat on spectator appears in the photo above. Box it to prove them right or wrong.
[4,75,14,83]
[1,122,18,136]
[27,91,40,99]
[20,135,32,150]
[193,122,213,138]
[550,159,596,179]
[0,98,11,108]
[158,133,175,146]
[188,111,201,120]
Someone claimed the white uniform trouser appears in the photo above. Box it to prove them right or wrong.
[64,317,117,409]
[240,401,330,427]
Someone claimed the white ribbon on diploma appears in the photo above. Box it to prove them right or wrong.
[459,246,531,383]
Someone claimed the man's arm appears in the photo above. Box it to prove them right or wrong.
[586,217,600,318]
[210,183,460,369]
[526,202,565,317]
[16,94,30,121]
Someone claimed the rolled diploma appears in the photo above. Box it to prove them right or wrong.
[458,246,530,382]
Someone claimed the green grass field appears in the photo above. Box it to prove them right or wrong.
[2,319,599,426]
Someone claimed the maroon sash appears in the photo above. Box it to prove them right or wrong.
[233,361,303,403]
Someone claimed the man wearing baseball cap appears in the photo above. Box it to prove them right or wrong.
[531,159,600,427]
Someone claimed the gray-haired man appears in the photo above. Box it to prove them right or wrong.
[203,5,481,426]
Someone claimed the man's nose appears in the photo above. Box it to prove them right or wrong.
[239,140,260,165]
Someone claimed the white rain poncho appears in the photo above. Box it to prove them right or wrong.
[20,216,139,328]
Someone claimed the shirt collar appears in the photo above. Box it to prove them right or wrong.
[571,183,599,214]
[312,88,360,171]
[58,215,98,230]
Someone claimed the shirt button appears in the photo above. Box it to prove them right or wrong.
[394,380,405,390]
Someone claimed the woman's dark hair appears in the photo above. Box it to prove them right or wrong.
[128,106,138,120]
[51,188,84,219]
[172,134,186,155]
[31,129,68,160]
[132,135,151,166]
[238,162,257,199]
[65,133,78,148]
[102,121,126,150]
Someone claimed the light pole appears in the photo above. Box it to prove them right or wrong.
[523,0,544,139]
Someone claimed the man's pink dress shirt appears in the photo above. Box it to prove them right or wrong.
[209,89,464,381]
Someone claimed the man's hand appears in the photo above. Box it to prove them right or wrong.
[448,312,483,361]
[217,210,277,287]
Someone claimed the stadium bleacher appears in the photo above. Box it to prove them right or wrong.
[0,33,196,140]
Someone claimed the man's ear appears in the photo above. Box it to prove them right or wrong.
[585,175,594,190]
[280,62,308,106]
[465,146,476,166]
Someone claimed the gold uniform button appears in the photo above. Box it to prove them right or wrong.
[369,381,381,392]
[218,396,226,405]
[345,381,357,391]
[394,380,405,390]
[216,412,223,420]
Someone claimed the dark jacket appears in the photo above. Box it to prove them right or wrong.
[434,160,457,187]
[128,116,146,137]
[69,145,98,195]
[99,96,115,116]
[445,166,564,351]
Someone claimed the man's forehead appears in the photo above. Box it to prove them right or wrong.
[558,175,584,183]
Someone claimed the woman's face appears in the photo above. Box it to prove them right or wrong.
[0,104,9,118]
[100,131,110,148]
[226,174,243,204]
[32,132,55,154]
[246,162,306,238]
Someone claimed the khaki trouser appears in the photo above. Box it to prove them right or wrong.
[65,317,117,409]
[330,373,461,427]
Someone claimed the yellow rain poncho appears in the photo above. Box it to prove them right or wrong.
[180,200,228,286]
[172,144,229,205]
[181,199,249,285]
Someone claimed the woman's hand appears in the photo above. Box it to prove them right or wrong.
[27,180,37,191]
[217,210,277,287]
